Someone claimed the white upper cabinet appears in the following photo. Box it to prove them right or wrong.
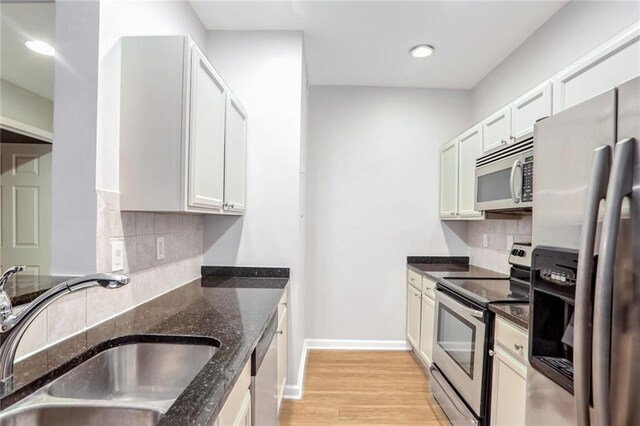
[223,94,248,213]
[510,81,552,139]
[482,106,511,153]
[553,23,640,112]
[439,138,459,219]
[188,46,227,210]
[119,36,247,214]
[457,126,483,218]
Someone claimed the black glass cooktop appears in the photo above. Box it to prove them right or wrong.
[437,278,529,307]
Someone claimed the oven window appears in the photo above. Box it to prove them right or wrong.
[437,304,476,379]
[477,168,512,202]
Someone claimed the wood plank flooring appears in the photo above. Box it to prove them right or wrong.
[280,350,448,425]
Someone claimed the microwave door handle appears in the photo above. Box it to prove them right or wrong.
[575,145,611,426]
[593,138,634,426]
[510,159,522,203]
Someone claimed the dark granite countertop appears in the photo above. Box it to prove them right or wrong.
[490,303,530,330]
[407,263,508,281]
[0,276,289,425]
[4,275,74,306]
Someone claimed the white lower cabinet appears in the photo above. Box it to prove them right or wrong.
[407,271,436,367]
[418,293,435,366]
[216,360,251,426]
[490,318,528,426]
[276,290,288,412]
[406,283,422,349]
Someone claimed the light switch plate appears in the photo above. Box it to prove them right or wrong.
[482,234,488,248]
[111,240,124,272]
[156,236,165,260]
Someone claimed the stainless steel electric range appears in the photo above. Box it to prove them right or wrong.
[429,243,531,426]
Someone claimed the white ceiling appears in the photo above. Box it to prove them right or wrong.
[0,2,55,100]
[190,0,567,89]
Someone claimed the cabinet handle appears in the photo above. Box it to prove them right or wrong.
[281,302,287,308]
[510,135,516,141]
[514,343,524,351]
[489,349,495,357]
[501,139,507,144]
[277,330,284,335]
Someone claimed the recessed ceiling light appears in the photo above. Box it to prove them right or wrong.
[25,40,55,57]
[409,44,435,58]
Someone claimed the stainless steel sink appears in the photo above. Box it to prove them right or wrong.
[47,342,217,403]
[0,404,162,426]
[0,339,219,425]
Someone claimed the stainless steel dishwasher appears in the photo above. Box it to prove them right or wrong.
[251,314,278,426]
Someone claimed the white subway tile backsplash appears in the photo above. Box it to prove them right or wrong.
[46,290,86,344]
[14,304,47,360]
[154,213,172,234]
[86,286,116,327]
[135,212,155,236]
[20,191,204,362]
[468,215,532,273]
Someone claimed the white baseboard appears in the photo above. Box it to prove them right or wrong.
[306,339,411,351]
[282,338,410,400]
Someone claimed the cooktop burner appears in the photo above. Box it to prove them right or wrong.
[437,278,529,307]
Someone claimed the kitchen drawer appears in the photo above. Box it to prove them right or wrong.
[494,317,528,364]
[408,269,422,290]
[421,276,436,300]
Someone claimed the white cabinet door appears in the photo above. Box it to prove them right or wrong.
[490,346,528,426]
[188,46,227,210]
[457,126,483,218]
[406,285,421,349]
[554,23,640,112]
[224,94,247,213]
[276,303,287,412]
[418,295,435,366]
[439,138,458,219]
[511,82,552,139]
[482,106,511,153]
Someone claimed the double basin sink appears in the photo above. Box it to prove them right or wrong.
[0,338,219,425]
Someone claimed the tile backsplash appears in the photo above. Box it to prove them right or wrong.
[468,215,532,274]
[14,190,204,361]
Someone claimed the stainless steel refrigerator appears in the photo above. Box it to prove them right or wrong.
[526,76,639,426]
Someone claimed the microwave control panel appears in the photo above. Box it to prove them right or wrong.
[521,155,533,203]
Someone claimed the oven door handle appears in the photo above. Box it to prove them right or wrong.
[438,290,484,319]
[593,138,634,426]
[510,159,522,204]
[574,145,611,426]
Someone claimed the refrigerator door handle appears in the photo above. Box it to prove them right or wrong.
[575,145,612,426]
[510,159,522,203]
[593,138,635,426]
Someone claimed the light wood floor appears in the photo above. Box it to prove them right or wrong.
[280,351,448,425]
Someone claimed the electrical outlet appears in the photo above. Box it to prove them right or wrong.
[111,240,124,272]
[507,235,515,249]
[482,234,488,248]
[156,236,165,260]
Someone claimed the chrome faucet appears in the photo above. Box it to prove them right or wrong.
[0,267,130,389]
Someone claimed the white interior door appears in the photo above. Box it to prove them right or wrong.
[1,143,52,274]
[188,46,226,210]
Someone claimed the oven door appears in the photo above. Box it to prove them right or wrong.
[475,151,532,211]
[433,290,487,416]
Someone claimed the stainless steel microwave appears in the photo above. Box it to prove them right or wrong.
[474,134,533,211]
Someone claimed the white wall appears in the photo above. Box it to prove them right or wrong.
[202,31,306,388]
[51,0,100,275]
[471,1,640,122]
[96,0,207,191]
[305,86,470,342]
[0,79,53,133]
